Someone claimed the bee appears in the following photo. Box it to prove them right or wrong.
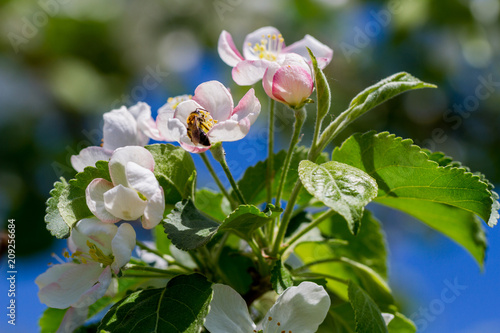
[186,108,216,146]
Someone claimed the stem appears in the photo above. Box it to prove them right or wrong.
[210,143,247,205]
[282,210,336,254]
[266,98,275,204]
[200,152,235,207]
[275,107,307,208]
[294,272,349,285]
[247,237,268,276]
[292,258,342,273]
[213,232,229,263]
[123,264,184,276]
[315,107,352,157]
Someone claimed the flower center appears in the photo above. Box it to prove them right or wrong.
[167,95,192,110]
[248,34,285,61]
[71,240,114,266]
[186,108,217,146]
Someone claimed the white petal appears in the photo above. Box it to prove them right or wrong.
[129,102,164,141]
[262,62,280,100]
[382,313,395,326]
[109,146,155,187]
[86,179,120,223]
[231,88,261,124]
[36,262,104,309]
[232,59,270,86]
[192,81,234,122]
[56,307,89,333]
[111,223,136,273]
[218,30,244,67]
[208,119,249,143]
[157,113,187,142]
[243,26,282,60]
[103,185,147,221]
[283,34,333,68]
[103,107,143,151]
[142,188,165,229]
[125,162,160,199]
[261,282,331,333]
[71,147,112,173]
[173,100,203,125]
[69,218,117,255]
[204,284,256,333]
[72,265,112,308]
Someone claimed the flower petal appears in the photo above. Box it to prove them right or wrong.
[56,307,89,333]
[231,88,261,124]
[109,146,155,187]
[232,59,271,86]
[86,179,120,224]
[204,284,256,333]
[129,102,164,141]
[173,100,203,125]
[208,119,249,143]
[192,81,233,122]
[36,262,104,309]
[102,107,142,151]
[72,265,112,308]
[111,223,136,273]
[271,65,314,108]
[178,134,210,153]
[71,147,112,173]
[261,281,330,333]
[158,95,193,115]
[243,26,282,60]
[382,313,395,326]
[142,188,165,229]
[283,34,333,68]
[69,218,117,254]
[218,30,244,67]
[262,62,280,101]
[157,115,187,142]
[125,162,160,199]
[103,184,147,221]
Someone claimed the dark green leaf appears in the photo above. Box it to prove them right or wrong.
[164,199,219,251]
[98,274,213,333]
[299,160,378,234]
[348,281,388,333]
[271,260,293,294]
[145,144,196,206]
[218,247,254,294]
[307,47,331,120]
[219,204,281,240]
[40,308,68,333]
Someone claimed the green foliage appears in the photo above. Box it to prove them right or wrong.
[195,189,231,221]
[218,247,254,294]
[164,199,219,251]
[348,282,388,333]
[332,131,498,264]
[98,274,213,333]
[271,260,293,294]
[298,160,378,234]
[45,161,111,238]
[388,313,417,333]
[146,144,196,206]
[307,48,331,120]
[39,308,68,333]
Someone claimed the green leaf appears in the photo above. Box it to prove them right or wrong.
[298,160,378,234]
[40,308,68,333]
[271,260,293,294]
[332,131,498,264]
[164,199,219,251]
[307,47,331,120]
[348,281,388,333]
[345,72,436,123]
[145,144,196,206]
[237,146,329,206]
[218,247,254,294]
[388,313,416,333]
[195,189,231,221]
[45,179,71,238]
[219,204,281,240]
[98,274,213,333]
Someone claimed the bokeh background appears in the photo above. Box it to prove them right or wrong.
[1,0,499,332]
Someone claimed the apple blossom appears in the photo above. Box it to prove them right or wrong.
[36,218,136,309]
[71,102,163,172]
[86,146,165,229]
[263,53,314,109]
[218,26,332,85]
[204,282,331,333]
[156,80,260,153]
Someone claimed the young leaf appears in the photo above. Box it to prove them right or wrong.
[298,160,378,234]
[332,131,497,265]
[271,260,293,294]
[307,47,331,120]
[145,144,196,206]
[164,199,219,251]
[40,308,68,333]
[45,179,71,238]
[388,312,417,333]
[348,281,388,333]
[195,189,231,221]
[219,204,282,240]
[98,274,213,333]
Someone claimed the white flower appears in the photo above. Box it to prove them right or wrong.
[86,146,165,229]
[71,102,163,172]
[204,282,331,333]
[156,80,260,153]
[36,219,136,309]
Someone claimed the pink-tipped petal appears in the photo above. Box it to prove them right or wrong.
[192,81,233,122]
[86,179,120,224]
[142,188,165,229]
[283,34,333,68]
[102,107,141,151]
[126,162,160,199]
[71,146,112,173]
[271,65,314,108]
[231,88,261,124]
[111,223,136,273]
[243,26,282,60]
[232,59,271,86]
[72,265,112,308]
[208,119,250,143]
[174,100,203,125]
[109,146,155,187]
[57,307,89,333]
[103,184,148,221]
[218,30,244,67]
[262,62,280,101]
[179,137,210,153]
